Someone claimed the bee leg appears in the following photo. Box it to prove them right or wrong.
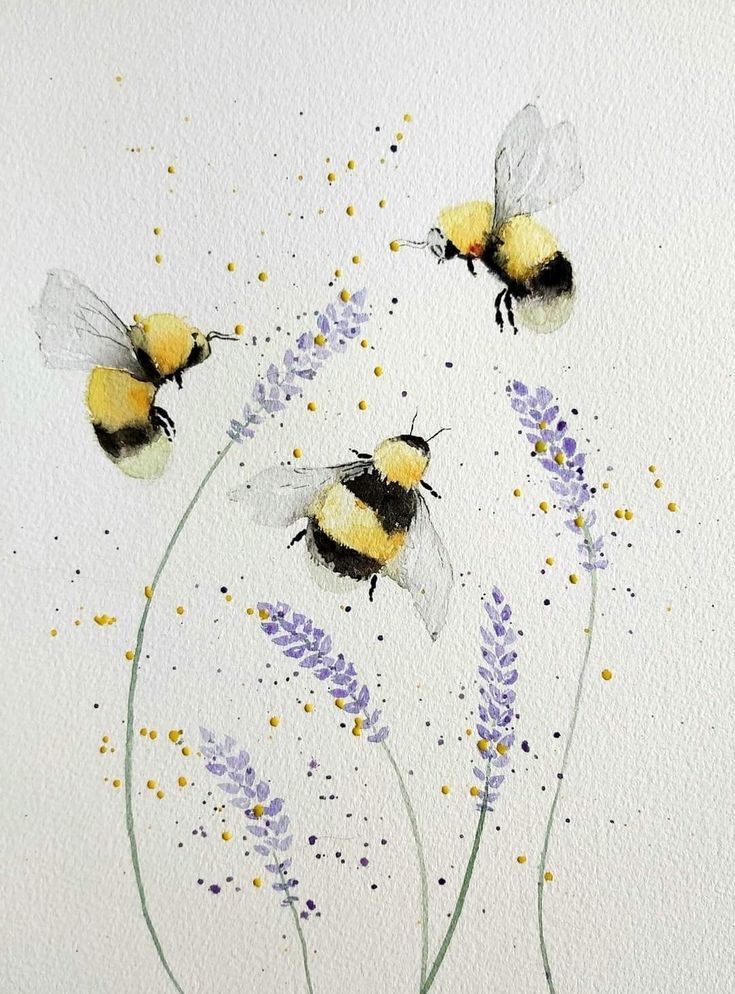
[350,448,372,460]
[174,371,184,390]
[151,406,176,440]
[505,293,518,335]
[494,289,506,332]
[467,258,477,277]
[420,479,442,499]
[368,574,378,602]
[288,528,307,549]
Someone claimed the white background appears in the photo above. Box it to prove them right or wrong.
[2,2,734,993]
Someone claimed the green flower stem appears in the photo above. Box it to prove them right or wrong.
[276,862,315,994]
[537,524,599,994]
[381,742,430,988]
[124,441,234,994]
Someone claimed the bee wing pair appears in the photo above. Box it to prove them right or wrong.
[33,269,144,377]
[229,463,453,640]
[492,104,584,232]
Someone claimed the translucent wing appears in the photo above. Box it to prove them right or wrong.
[493,105,583,230]
[228,462,367,527]
[388,495,453,641]
[33,269,143,375]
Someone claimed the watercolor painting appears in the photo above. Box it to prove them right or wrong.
[4,4,734,994]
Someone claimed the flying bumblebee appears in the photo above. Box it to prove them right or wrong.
[398,104,583,334]
[34,270,237,479]
[229,431,454,640]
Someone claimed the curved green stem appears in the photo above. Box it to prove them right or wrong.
[123,441,234,993]
[277,862,315,994]
[381,742,430,988]
[537,525,599,994]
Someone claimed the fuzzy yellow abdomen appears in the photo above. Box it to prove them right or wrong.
[494,215,558,284]
[312,483,407,564]
[86,368,155,431]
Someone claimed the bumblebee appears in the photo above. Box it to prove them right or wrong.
[399,105,583,334]
[34,270,237,479]
[229,432,453,640]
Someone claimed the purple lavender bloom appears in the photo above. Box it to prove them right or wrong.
[507,381,607,571]
[473,587,519,811]
[257,602,389,744]
[228,289,368,442]
[199,727,299,908]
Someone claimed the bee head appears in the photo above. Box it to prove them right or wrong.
[374,435,431,489]
[187,329,212,367]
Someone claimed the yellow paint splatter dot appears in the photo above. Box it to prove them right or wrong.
[545,556,555,566]
[358,400,368,411]
[153,226,161,236]
[378,199,387,208]
[496,742,508,755]
[176,605,185,615]
[246,607,255,616]
[149,730,158,740]
[534,441,547,454]
[234,323,245,335]
[115,75,123,83]
[624,509,634,521]
[601,668,613,681]
[292,448,303,459]
[654,479,663,489]
[334,268,343,277]
[168,729,180,743]
[222,831,232,841]
[346,205,355,216]
[340,289,351,302]
[648,464,656,473]
[50,628,58,637]
[513,488,521,497]
[258,272,268,282]
[156,790,165,799]
[544,871,554,882]
[253,804,265,818]
[102,735,110,744]
[614,509,624,519]
[227,261,237,272]
[554,452,565,465]
[374,366,383,377]
[144,585,153,599]
[441,784,450,795]
[99,746,107,754]
[667,502,678,512]
[477,739,489,753]
[335,698,346,709]
[352,255,361,264]
[470,786,480,797]
[167,165,176,174]
[403,113,412,122]
[327,171,336,182]
[352,725,362,737]
[347,160,356,170]
[181,746,192,756]
[360,339,369,348]
[307,401,317,412]
[147,779,157,790]
[574,515,585,528]
[139,727,148,737]
[269,716,280,728]
[389,240,400,252]
[125,650,135,661]
[304,702,314,713]
[178,776,187,787]
[395,132,404,141]
[539,501,549,513]
[112,779,122,788]
[259,608,270,620]
[569,574,579,585]
[517,855,527,864]
[314,334,327,346]
[253,877,263,888]
[602,481,610,489]
[74,619,81,626]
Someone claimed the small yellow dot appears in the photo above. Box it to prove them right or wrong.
[534,441,547,454]
[360,339,369,348]
[139,727,148,737]
[347,159,356,170]
[614,509,624,519]
[340,289,351,302]
[253,877,263,888]
[352,255,361,265]
[156,790,165,799]
[222,831,232,841]
[227,261,237,272]
[346,205,355,216]
[569,574,579,585]
[389,240,400,252]
[373,366,383,377]
[545,556,555,566]
[352,725,362,737]
[258,608,270,620]
[112,779,122,789]
[304,702,314,713]
[50,628,58,637]
[554,452,565,465]
[648,464,656,473]
[178,776,187,787]
[335,698,346,709]
[307,402,317,412]
[602,481,610,489]
[234,323,245,335]
[225,593,233,602]
[182,746,191,756]
[517,855,527,864]
[334,268,343,277]
[654,479,663,489]
[99,746,107,754]
[574,515,585,528]
[168,730,180,743]
[465,728,472,736]
[601,668,613,681]
[292,448,303,459]
[102,735,109,744]
[144,585,153,599]
[496,742,507,755]
[74,619,81,626]
[115,75,123,83]
[539,501,549,513]
[176,605,185,616]
[395,132,404,141]
[469,786,480,797]
[246,607,255,616]
[167,165,176,174]
[378,199,387,208]
[624,509,634,521]
[544,871,554,882]
[403,113,412,122]
[154,255,163,265]
[258,272,268,282]
[441,784,450,795]
[358,400,368,411]
[513,488,522,497]
[125,650,135,661]
[477,739,489,753]
[253,803,265,818]
[297,174,303,181]
[667,502,678,512]
[153,226,161,236]
[269,716,280,728]
[314,334,327,346]
[327,171,336,182]
[147,779,157,790]
[149,730,158,740]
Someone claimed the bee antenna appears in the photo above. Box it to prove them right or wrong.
[426,426,450,442]
[409,410,419,433]
[207,331,240,342]
[396,239,428,249]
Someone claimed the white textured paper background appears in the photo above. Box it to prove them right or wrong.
[2,3,733,993]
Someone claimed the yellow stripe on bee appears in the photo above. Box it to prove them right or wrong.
[311,482,407,565]
[438,201,494,256]
[494,215,559,283]
[86,369,155,430]
[130,314,196,378]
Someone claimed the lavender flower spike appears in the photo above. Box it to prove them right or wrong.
[507,381,607,571]
[473,587,519,810]
[228,289,369,442]
[258,602,389,744]
[200,728,299,907]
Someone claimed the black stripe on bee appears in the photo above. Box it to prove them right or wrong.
[308,524,383,580]
[93,422,159,459]
[343,468,418,531]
